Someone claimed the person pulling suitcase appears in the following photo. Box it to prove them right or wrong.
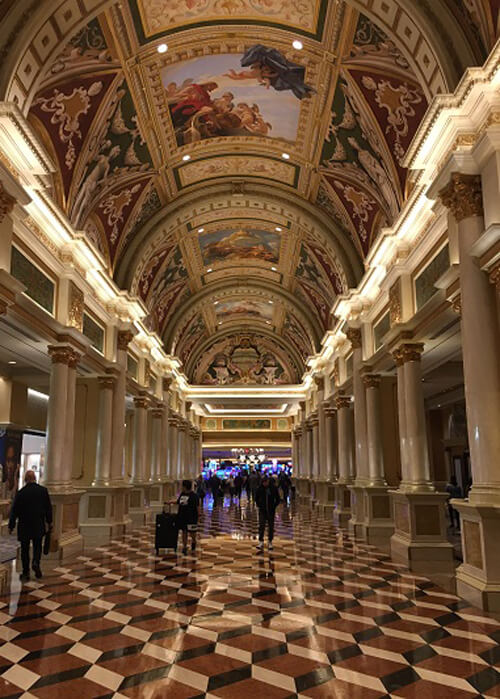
[172,480,201,555]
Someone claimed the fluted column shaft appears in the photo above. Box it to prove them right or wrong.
[336,395,353,483]
[94,376,115,486]
[110,331,133,483]
[44,345,80,490]
[324,406,337,481]
[347,328,368,483]
[363,375,386,486]
[132,396,148,483]
[150,407,163,482]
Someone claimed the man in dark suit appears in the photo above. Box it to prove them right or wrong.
[8,470,53,581]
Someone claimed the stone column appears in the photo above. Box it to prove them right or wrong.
[169,413,179,483]
[148,404,164,515]
[346,327,369,536]
[389,343,453,588]
[334,394,353,526]
[439,173,500,610]
[0,183,15,271]
[161,378,172,499]
[129,394,149,527]
[110,330,133,484]
[311,412,320,483]
[320,403,337,512]
[93,375,115,486]
[357,373,394,547]
[44,344,84,559]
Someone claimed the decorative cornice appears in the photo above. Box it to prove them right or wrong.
[0,183,15,224]
[438,173,483,223]
[117,330,135,351]
[346,326,362,350]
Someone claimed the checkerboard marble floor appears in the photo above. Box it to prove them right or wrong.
[0,497,499,698]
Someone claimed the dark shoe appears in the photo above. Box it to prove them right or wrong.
[19,572,30,582]
[33,567,42,579]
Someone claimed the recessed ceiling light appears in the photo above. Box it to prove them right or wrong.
[198,227,204,233]
[266,321,272,325]
[218,321,222,325]
[271,266,277,271]
[281,152,290,159]
[182,154,191,161]
[8,361,16,365]
[268,300,273,304]
[275,226,282,232]
[157,43,168,54]
[207,268,213,272]
[292,40,303,50]
[214,301,219,305]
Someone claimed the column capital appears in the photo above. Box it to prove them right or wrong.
[438,172,483,222]
[0,182,16,223]
[335,393,352,410]
[490,265,500,292]
[48,344,80,367]
[314,375,324,392]
[362,373,381,389]
[324,406,337,418]
[399,343,425,363]
[117,329,135,351]
[151,406,164,419]
[162,376,173,392]
[294,426,303,438]
[133,394,149,410]
[346,326,362,350]
[97,375,115,390]
[168,413,179,427]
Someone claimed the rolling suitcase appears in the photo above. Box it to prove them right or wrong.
[155,505,178,554]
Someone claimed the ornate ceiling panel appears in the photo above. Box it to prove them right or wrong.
[7,0,487,382]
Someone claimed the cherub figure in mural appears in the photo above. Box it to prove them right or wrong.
[225,45,315,100]
[71,142,120,226]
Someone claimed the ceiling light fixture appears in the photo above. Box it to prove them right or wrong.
[292,40,303,50]
[157,43,168,53]
[8,361,16,365]
[281,152,290,160]
[182,154,191,161]
[198,227,204,233]
[271,266,277,271]
[268,300,273,304]
[207,268,213,272]
[214,301,219,305]
[275,226,282,232]
[266,320,272,324]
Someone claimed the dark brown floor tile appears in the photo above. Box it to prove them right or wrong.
[256,652,328,677]
[299,677,384,698]
[210,677,293,697]
[176,651,247,676]
[29,677,112,698]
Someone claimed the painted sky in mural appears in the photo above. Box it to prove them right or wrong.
[162,51,303,145]
[199,228,280,265]
[215,300,274,322]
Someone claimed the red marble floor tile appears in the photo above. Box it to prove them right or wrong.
[361,634,422,654]
[316,617,373,635]
[20,651,90,675]
[69,617,122,633]
[299,677,385,698]
[432,633,495,654]
[334,652,408,677]
[219,633,281,653]
[289,634,352,653]
[98,650,170,675]
[120,677,204,698]
[83,631,144,652]
[255,652,329,677]
[29,677,113,699]
[210,677,294,698]
[416,653,489,677]
[149,632,209,652]
[176,651,247,676]
[392,679,480,698]
[12,633,71,652]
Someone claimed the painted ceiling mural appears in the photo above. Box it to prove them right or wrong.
[20,0,478,382]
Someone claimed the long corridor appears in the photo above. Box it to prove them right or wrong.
[0,500,499,699]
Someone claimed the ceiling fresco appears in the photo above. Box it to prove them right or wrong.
[15,0,492,384]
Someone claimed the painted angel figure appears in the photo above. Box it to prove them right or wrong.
[225,44,315,100]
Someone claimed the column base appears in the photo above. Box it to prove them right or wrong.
[333,483,352,528]
[390,490,455,591]
[356,486,394,550]
[316,481,337,515]
[148,482,165,519]
[46,490,85,561]
[79,486,132,547]
[348,485,366,537]
[453,500,500,612]
[296,479,312,504]
[128,485,150,528]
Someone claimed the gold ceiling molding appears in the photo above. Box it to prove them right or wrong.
[177,155,297,188]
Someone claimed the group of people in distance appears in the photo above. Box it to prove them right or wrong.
[169,469,292,554]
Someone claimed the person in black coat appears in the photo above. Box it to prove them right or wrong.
[8,470,53,581]
[255,475,280,551]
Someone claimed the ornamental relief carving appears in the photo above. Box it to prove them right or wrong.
[389,278,402,325]
[68,282,84,332]
[48,345,80,366]
[0,183,15,223]
[345,326,362,350]
[438,173,483,223]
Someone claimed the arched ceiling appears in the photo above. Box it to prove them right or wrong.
[1,0,494,384]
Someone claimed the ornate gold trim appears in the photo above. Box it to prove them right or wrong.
[0,183,15,224]
[117,330,134,351]
[346,326,362,350]
[438,173,483,222]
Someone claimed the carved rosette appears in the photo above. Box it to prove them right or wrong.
[346,326,362,350]
[438,173,483,222]
[117,330,134,352]
[363,374,381,389]
[68,282,84,331]
[48,345,80,366]
[400,343,424,363]
[389,279,402,325]
[0,183,15,223]
[335,394,352,410]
